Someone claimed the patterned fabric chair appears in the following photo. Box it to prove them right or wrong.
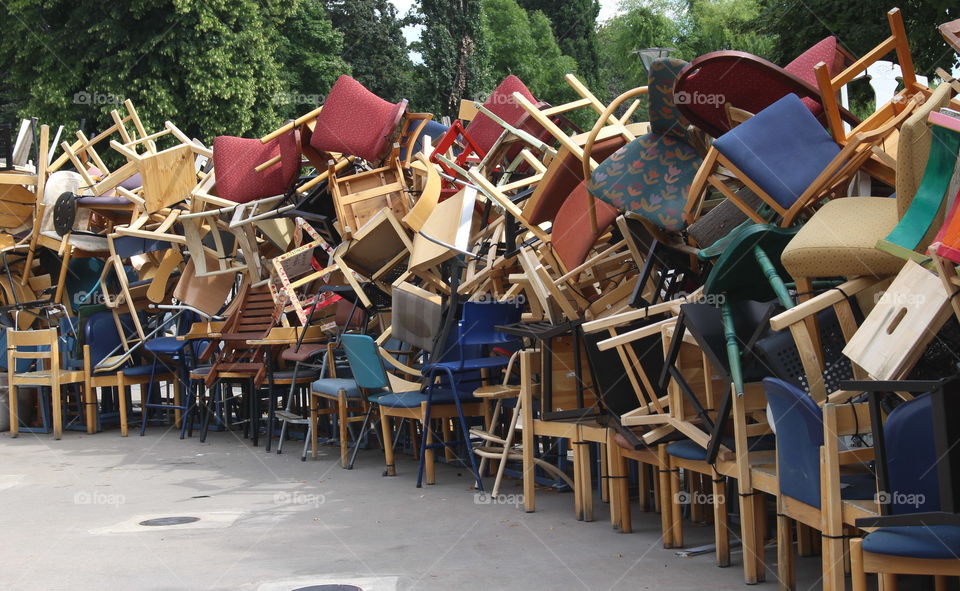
[586,58,701,233]
[212,130,300,204]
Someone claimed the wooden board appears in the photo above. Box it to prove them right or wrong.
[331,159,411,234]
[140,144,196,213]
[843,260,951,380]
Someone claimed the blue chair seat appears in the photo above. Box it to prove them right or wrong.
[862,525,960,559]
[144,336,190,355]
[425,356,511,372]
[371,388,478,409]
[312,378,362,399]
[121,364,162,377]
[666,434,776,461]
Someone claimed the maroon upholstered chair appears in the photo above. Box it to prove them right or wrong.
[674,38,859,138]
[551,181,620,274]
[309,74,408,163]
[212,130,300,204]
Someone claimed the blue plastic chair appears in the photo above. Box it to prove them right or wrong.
[340,333,484,490]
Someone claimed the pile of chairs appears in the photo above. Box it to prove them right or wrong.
[4,7,960,590]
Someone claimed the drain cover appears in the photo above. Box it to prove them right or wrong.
[292,586,363,591]
[139,516,201,527]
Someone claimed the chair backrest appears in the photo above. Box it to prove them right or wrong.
[111,235,173,259]
[885,392,940,514]
[763,377,824,507]
[84,311,140,366]
[894,82,955,218]
[310,74,408,163]
[7,328,59,373]
[212,131,300,204]
[647,57,691,138]
[783,36,845,87]
[340,333,390,390]
[712,94,841,211]
[402,119,449,164]
[391,283,443,353]
[460,301,521,347]
[463,75,537,154]
[551,181,620,272]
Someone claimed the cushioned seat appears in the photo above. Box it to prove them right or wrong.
[781,197,904,278]
[311,378,361,399]
[370,388,477,409]
[144,336,190,355]
[271,369,321,382]
[426,356,510,372]
[862,525,960,559]
[121,364,163,377]
[666,434,775,461]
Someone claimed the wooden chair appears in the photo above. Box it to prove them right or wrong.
[7,326,86,439]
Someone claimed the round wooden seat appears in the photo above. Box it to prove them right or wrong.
[473,384,520,399]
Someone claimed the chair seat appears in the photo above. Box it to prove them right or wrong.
[12,369,85,384]
[311,378,361,399]
[189,366,213,379]
[667,434,776,461]
[144,336,190,355]
[371,388,478,409]
[862,525,960,559]
[269,369,321,383]
[781,197,904,279]
[281,343,327,363]
[426,357,511,372]
[121,364,164,377]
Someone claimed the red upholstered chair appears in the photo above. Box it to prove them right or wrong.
[551,181,620,275]
[309,74,408,163]
[212,130,300,204]
[673,38,858,138]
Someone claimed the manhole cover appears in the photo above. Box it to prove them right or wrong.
[292,586,363,591]
[139,516,201,527]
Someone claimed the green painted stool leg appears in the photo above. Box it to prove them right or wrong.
[721,301,744,396]
[753,245,793,309]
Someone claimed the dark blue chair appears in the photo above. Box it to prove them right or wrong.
[850,392,959,589]
[139,311,201,438]
[340,333,485,490]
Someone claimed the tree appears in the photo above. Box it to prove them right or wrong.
[518,0,601,87]
[412,0,491,118]
[324,0,415,103]
[596,1,680,102]
[482,0,578,105]
[0,0,347,141]
[679,0,776,60]
[759,1,957,76]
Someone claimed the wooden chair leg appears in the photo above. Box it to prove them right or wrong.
[713,472,730,568]
[657,448,674,548]
[797,522,815,556]
[380,413,396,476]
[738,490,762,584]
[850,538,867,591]
[879,573,898,591]
[52,383,63,440]
[9,383,18,437]
[116,378,129,437]
[424,419,436,485]
[669,463,684,547]
[84,384,96,434]
[777,514,796,591]
[934,575,948,591]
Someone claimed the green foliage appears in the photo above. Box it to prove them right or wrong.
[759,1,958,75]
[325,0,415,103]
[678,0,776,59]
[481,0,578,105]
[517,0,602,87]
[597,1,680,102]
[0,0,348,142]
[412,0,491,118]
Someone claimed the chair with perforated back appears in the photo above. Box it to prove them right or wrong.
[849,392,959,590]
[7,327,85,439]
